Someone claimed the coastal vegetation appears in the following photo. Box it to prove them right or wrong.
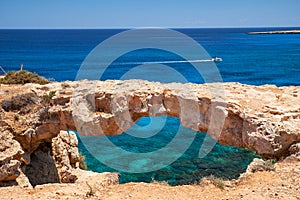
[79,153,88,170]
[248,159,275,173]
[42,90,56,103]
[0,70,49,85]
[206,176,226,190]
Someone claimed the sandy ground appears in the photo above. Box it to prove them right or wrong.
[1,158,300,200]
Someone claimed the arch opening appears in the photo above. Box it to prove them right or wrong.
[76,116,259,186]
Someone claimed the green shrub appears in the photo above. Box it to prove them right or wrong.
[0,70,49,85]
[42,90,56,103]
[79,153,88,170]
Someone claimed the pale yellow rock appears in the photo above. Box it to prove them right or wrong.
[33,80,299,158]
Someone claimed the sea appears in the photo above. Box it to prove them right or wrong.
[0,28,299,185]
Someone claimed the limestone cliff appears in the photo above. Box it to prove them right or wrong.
[0,80,299,186]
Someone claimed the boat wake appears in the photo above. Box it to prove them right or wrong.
[120,59,216,65]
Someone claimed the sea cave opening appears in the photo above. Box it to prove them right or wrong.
[76,116,259,186]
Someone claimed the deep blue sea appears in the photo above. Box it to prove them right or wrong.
[1,28,299,185]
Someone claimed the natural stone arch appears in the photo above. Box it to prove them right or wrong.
[1,80,300,186]
[29,80,300,159]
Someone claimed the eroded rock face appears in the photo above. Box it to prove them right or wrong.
[52,131,80,183]
[40,80,299,158]
[0,80,299,186]
[0,126,23,184]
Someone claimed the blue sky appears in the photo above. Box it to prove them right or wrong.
[0,0,299,28]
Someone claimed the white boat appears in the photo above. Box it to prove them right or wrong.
[212,57,223,62]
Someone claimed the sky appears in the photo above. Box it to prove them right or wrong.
[0,0,299,28]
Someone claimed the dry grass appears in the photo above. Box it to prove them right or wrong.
[150,179,170,186]
[200,175,226,190]
[249,159,275,173]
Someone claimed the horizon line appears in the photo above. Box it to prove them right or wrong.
[0,26,299,30]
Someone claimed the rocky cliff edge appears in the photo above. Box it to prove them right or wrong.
[0,80,299,187]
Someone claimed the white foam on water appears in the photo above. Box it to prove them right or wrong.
[120,59,214,65]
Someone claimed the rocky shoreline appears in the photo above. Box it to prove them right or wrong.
[0,80,300,199]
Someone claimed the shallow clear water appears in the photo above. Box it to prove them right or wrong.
[0,28,299,185]
[77,116,259,185]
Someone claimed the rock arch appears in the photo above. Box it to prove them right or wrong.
[31,80,300,159]
[1,80,300,185]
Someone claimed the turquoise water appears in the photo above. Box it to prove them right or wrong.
[1,28,299,185]
[77,117,259,185]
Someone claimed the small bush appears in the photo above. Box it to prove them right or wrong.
[0,70,49,85]
[42,90,56,103]
[249,159,275,173]
[207,175,226,190]
[79,153,88,170]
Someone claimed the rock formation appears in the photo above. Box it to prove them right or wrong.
[0,80,299,186]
